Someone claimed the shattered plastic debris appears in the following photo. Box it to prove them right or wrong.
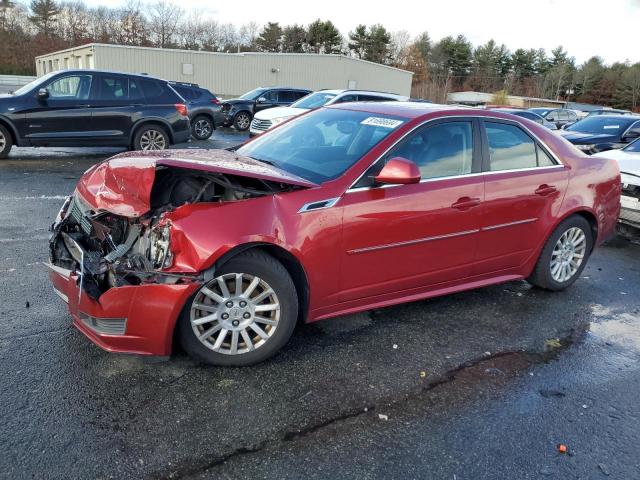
[598,463,610,476]
[392,344,398,349]
[378,414,389,421]
[558,444,568,454]
[419,371,427,378]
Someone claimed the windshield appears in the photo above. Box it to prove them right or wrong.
[566,117,637,135]
[12,72,57,96]
[236,108,406,184]
[623,138,640,153]
[291,92,338,109]
[239,88,268,100]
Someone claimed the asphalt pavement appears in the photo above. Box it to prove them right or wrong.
[0,131,638,479]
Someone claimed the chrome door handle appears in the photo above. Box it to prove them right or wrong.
[451,197,481,210]
[535,184,557,196]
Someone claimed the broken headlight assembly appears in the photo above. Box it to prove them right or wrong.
[148,224,173,270]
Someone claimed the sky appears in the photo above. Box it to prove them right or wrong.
[82,0,640,65]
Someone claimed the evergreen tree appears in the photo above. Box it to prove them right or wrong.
[364,24,391,64]
[348,24,367,58]
[306,19,342,54]
[29,0,60,36]
[256,22,282,52]
[281,24,306,53]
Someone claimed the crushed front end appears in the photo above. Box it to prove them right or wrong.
[47,150,312,356]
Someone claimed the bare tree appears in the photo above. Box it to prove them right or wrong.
[58,1,88,43]
[238,21,259,50]
[116,1,148,46]
[148,0,183,48]
[389,30,410,67]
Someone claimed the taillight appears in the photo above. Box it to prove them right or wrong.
[211,97,220,105]
[174,103,188,116]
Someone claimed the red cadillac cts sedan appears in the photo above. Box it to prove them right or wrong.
[48,103,621,366]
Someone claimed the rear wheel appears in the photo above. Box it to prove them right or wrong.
[0,124,13,159]
[178,250,298,366]
[191,115,213,140]
[528,215,593,291]
[133,125,169,151]
[233,111,252,131]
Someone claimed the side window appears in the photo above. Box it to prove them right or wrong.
[129,78,143,101]
[46,75,92,100]
[485,122,555,170]
[96,75,128,101]
[547,110,558,121]
[335,94,358,104]
[294,91,308,100]
[485,122,538,171]
[278,91,296,103]
[388,121,474,179]
[263,90,279,102]
[138,79,176,103]
[558,111,569,122]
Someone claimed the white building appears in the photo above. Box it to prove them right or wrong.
[35,44,413,99]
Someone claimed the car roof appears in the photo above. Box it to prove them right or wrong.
[326,101,466,119]
[50,68,168,81]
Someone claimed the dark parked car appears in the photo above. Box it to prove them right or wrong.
[170,82,223,140]
[0,69,190,158]
[221,87,311,131]
[529,108,579,129]
[559,115,640,154]
[586,108,633,117]
[490,108,557,130]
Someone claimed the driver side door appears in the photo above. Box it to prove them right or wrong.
[24,73,95,145]
[339,119,485,302]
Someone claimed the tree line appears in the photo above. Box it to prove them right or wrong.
[1,0,639,110]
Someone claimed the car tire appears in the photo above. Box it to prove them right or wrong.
[191,115,213,140]
[233,111,252,131]
[528,215,593,291]
[133,124,169,151]
[0,124,13,159]
[178,250,299,366]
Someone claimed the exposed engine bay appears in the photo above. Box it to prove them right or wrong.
[49,166,295,299]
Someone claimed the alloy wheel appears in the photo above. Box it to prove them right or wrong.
[190,273,280,355]
[194,119,212,138]
[550,226,586,283]
[139,129,166,150]
[236,113,250,130]
[0,131,5,151]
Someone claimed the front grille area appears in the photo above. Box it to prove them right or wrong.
[79,312,127,335]
[69,195,92,235]
[250,118,272,131]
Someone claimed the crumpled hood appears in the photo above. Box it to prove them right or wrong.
[222,98,252,106]
[559,131,619,144]
[75,149,317,217]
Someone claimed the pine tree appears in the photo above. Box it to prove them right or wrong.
[256,22,282,52]
[348,24,368,59]
[29,0,60,36]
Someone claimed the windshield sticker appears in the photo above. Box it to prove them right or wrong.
[361,117,404,129]
[603,125,620,129]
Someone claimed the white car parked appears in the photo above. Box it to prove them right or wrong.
[594,138,640,228]
[249,89,408,136]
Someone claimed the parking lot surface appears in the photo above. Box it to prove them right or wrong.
[1,131,639,479]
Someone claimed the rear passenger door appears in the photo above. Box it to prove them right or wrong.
[473,120,569,275]
[89,73,139,144]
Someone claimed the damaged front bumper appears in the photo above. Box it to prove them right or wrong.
[48,261,198,355]
[620,174,640,229]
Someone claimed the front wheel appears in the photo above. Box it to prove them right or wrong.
[233,111,252,131]
[528,215,593,291]
[133,125,169,151]
[178,250,298,366]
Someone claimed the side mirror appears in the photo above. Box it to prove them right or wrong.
[374,157,421,185]
[37,88,49,100]
[545,116,554,121]
[257,96,267,103]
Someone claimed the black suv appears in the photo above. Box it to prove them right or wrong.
[0,69,190,158]
[170,82,223,140]
[221,87,311,131]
